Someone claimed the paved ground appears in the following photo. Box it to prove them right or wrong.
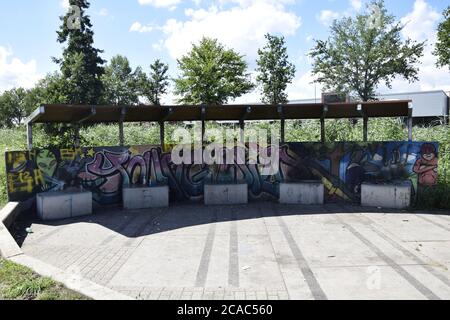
[13,202,450,300]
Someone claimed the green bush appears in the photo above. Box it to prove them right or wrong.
[416,184,450,210]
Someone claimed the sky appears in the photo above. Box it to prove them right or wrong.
[0,0,449,104]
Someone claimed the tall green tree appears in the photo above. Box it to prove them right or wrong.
[256,34,296,104]
[0,88,35,128]
[174,37,254,105]
[101,55,140,105]
[54,0,105,104]
[309,0,425,101]
[434,6,450,71]
[25,73,77,147]
[30,72,69,106]
[140,59,169,105]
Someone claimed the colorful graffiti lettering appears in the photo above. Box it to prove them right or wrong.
[4,141,439,205]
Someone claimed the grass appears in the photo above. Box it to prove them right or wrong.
[0,120,449,209]
[0,129,26,207]
[0,258,87,300]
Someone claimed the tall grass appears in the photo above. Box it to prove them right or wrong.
[0,128,28,207]
[1,120,449,209]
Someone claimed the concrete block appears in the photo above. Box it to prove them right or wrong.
[204,184,248,205]
[361,182,411,209]
[279,181,324,205]
[0,223,23,258]
[122,186,169,209]
[0,202,21,228]
[36,191,93,221]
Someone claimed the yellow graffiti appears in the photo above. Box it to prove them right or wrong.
[6,152,27,171]
[33,169,45,186]
[60,148,82,161]
[163,144,176,153]
[85,148,95,158]
[129,146,140,156]
[321,177,350,201]
[310,167,351,201]
[7,172,34,193]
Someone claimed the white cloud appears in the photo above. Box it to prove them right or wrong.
[0,46,41,92]
[317,0,365,27]
[60,0,70,10]
[234,70,322,104]
[219,0,295,7]
[382,0,450,93]
[152,40,164,51]
[161,2,301,60]
[129,21,154,33]
[184,7,211,20]
[317,10,340,26]
[401,0,440,43]
[138,0,181,8]
[350,0,362,11]
[287,71,323,101]
[99,8,109,16]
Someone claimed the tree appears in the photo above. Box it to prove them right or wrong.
[434,6,450,71]
[140,59,169,105]
[0,73,73,129]
[23,73,77,147]
[0,88,35,128]
[256,34,296,104]
[54,0,105,104]
[174,37,254,105]
[101,55,140,105]
[38,0,105,147]
[309,0,425,101]
[30,72,69,106]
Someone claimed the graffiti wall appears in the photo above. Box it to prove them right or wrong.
[5,141,439,204]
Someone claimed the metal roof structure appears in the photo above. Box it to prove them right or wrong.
[24,101,413,150]
[26,101,412,124]
[290,90,449,119]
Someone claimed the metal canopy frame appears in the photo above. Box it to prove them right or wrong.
[24,101,413,150]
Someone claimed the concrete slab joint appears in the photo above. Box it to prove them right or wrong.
[279,181,324,205]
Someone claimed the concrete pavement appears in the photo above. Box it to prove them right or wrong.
[13,202,450,300]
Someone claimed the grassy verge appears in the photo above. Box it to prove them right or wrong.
[0,258,88,300]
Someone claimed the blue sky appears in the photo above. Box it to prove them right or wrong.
[0,0,449,103]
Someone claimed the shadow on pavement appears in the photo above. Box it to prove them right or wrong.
[10,200,450,247]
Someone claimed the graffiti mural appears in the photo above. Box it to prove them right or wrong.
[5,141,439,204]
